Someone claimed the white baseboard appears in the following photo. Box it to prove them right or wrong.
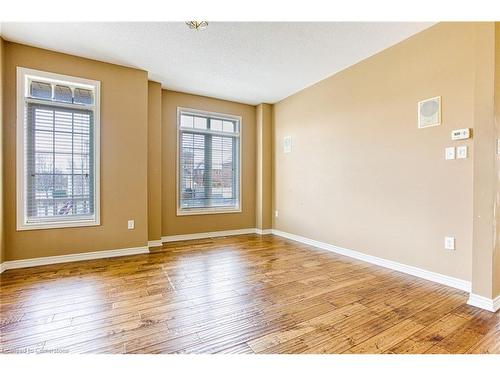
[148,240,163,248]
[271,229,471,293]
[467,294,500,312]
[255,228,273,235]
[0,246,149,272]
[0,262,6,274]
[161,228,258,243]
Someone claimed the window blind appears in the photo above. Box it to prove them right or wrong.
[178,111,240,212]
[26,103,94,222]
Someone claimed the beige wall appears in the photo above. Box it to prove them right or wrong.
[3,42,149,260]
[1,37,4,264]
[161,90,256,236]
[273,22,477,281]
[256,103,273,230]
[148,81,162,242]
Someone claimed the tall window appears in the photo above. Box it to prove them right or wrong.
[17,68,100,230]
[177,108,241,215]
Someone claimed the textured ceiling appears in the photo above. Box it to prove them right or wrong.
[0,22,434,105]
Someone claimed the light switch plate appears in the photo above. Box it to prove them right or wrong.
[127,220,135,230]
[445,147,455,160]
[444,236,455,250]
[284,136,292,153]
[457,146,467,159]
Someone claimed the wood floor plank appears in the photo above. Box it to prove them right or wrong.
[1,234,498,354]
[433,309,498,353]
[346,319,425,353]
[386,313,469,354]
[467,328,500,354]
[216,342,255,354]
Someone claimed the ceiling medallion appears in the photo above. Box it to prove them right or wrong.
[185,21,209,30]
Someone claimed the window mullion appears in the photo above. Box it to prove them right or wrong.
[52,109,56,217]
[204,132,213,207]
[221,133,224,205]
[232,136,237,204]
[191,129,195,201]
[71,111,74,215]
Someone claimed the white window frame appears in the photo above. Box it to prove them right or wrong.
[16,67,101,230]
[176,107,242,216]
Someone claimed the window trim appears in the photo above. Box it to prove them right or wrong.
[176,107,242,216]
[16,67,101,231]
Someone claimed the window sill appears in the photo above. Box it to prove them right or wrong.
[176,207,241,217]
[17,218,100,231]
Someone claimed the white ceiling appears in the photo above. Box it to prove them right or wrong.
[0,22,434,105]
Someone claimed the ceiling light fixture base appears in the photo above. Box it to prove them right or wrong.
[186,21,208,30]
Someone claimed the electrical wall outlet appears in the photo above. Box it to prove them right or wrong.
[127,220,135,230]
[444,236,455,250]
[457,146,467,159]
[275,210,279,218]
[445,147,455,160]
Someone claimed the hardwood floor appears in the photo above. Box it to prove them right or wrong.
[1,234,499,354]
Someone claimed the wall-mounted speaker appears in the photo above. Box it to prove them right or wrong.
[418,96,441,129]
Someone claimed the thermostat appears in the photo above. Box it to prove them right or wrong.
[451,128,471,140]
